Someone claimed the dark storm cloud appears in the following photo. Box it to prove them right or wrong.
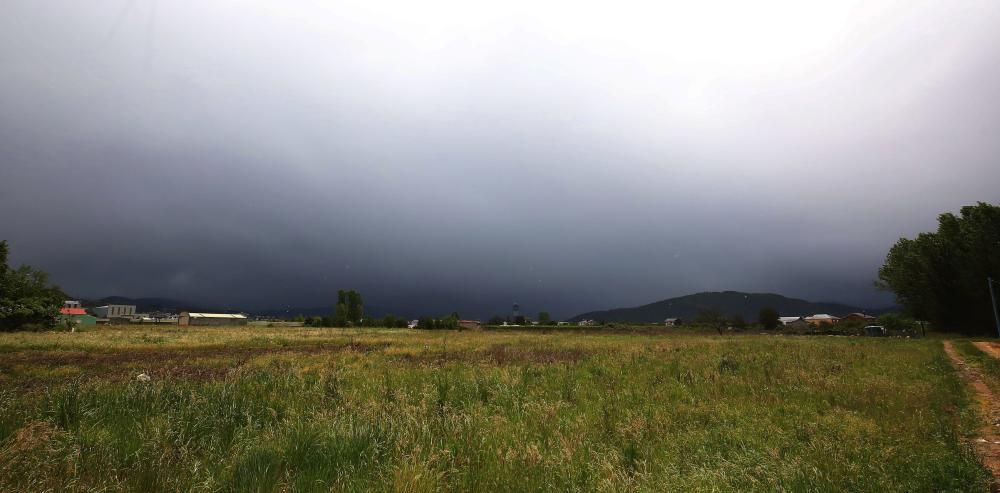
[3,0,1000,318]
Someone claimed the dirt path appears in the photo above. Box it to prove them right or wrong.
[943,340,1000,490]
[975,341,1000,360]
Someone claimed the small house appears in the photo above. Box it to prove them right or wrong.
[840,313,876,324]
[804,314,839,326]
[59,303,97,327]
[664,318,682,326]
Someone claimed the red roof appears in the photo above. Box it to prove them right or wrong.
[60,307,87,315]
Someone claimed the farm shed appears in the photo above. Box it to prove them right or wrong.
[178,312,248,326]
[59,307,98,326]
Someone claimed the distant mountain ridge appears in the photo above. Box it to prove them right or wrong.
[568,291,890,323]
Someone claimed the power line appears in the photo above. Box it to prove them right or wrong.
[989,277,1000,338]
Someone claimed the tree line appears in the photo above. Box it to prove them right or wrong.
[878,202,1000,336]
[293,291,465,329]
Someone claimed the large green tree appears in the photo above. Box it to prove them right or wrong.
[878,202,1000,336]
[346,290,363,322]
[0,241,65,331]
[331,289,364,326]
[757,307,780,330]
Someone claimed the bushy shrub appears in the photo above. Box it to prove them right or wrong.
[877,313,916,334]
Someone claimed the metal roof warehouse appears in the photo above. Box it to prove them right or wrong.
[178,312,248,326]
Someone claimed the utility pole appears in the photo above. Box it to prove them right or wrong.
[989,277,1000,338]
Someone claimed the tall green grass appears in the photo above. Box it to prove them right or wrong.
[0,329,991,491]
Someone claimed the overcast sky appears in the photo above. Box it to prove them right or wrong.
[2,1,1000,318]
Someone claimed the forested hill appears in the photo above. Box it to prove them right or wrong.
[568,291,885,323]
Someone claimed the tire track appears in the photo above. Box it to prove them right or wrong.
[975,341,1000,360]
[943,340,1000,491]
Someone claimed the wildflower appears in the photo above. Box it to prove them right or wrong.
[136,373,151,382]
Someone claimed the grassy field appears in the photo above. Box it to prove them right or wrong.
[0,326,991,492]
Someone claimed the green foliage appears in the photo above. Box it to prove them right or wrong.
[875,313,916,334]
[758,307,780,330]
[330,289,364,327]
[538,311,552,325]
[346,290,364,322]
[417,314,459,330]
[382,314,398,328]
[0,241,65,331]
[693,309,723,325]
[333,302,348,327]
[878,202,1000,335]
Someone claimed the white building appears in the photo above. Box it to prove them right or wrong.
[93,304,136,318]
[804,314,840,326]
[178,312,248,326]
[779,316,810,329]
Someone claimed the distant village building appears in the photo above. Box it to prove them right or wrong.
[93,304,136,319]
[59,301,97,326]
[840,313,876,324]
[578,319,597,326]
[178,312,248,326]
[804,314,839,326]
[664,318,682,326]
[133,314,179,324]
[779,316,810,330]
